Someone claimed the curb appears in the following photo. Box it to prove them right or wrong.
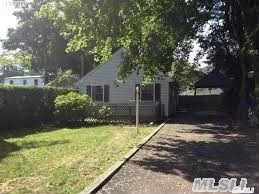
[80,121,167,194]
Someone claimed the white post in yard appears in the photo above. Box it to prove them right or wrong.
[136,84,140,133]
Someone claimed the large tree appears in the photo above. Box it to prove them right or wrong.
[195,0,259,122]
[3,0,87,79]
[40,0,258,122]
[39,0,206,79]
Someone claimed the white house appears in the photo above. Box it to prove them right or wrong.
[76,48,178,121]
[4,75,44,87]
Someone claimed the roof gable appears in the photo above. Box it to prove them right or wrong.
[76,47,173,87]
[76,48,125,86]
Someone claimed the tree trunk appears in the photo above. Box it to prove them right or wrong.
[237,54,248,125]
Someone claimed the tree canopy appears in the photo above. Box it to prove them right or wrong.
[195,0,258,121]
[39,0,207,79]
[47,69,79,88]
[4,0,84,76]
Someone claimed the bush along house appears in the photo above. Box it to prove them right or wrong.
[75,48,178,122]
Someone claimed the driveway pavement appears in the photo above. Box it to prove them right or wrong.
[97,114,258,194]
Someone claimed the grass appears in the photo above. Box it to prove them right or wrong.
[0,125,154,194]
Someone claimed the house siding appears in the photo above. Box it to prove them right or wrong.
[76,48,173,117]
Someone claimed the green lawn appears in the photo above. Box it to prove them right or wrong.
[0,125,154,194]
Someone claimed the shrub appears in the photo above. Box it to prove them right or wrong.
[54,92,91,123]
[93,105,112,120]
[0,85,75,130]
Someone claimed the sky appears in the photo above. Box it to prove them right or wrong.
[0,0,18,53]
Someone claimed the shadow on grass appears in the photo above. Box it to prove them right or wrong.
[131,113,258,190]
[0,120,129,161]
[0,126,61,139]
[0,139,20,161]
[0,138,70,161]
[18,139,70,149]
[0,121,110,139]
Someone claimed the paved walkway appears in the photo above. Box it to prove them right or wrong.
[97,114,258,194]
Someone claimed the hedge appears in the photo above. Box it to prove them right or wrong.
[0,85,76,130]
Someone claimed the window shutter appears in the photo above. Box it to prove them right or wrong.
[86,85,91,97]
[104,85,110,102]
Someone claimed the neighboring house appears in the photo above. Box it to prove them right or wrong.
[180,88,223,96]
[0,65,24,83]
[76,48,178,121]
[177,71,232,113]
[4,75,44,87]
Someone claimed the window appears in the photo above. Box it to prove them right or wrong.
[34,79,38,86]
[141,84,154,101]
[135,84,154,101]
[92,86,103,102]
[23,80,27,85]
[9,80,13,85]
[86,85,110,102]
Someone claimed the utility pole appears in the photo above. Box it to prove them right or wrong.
[238,52,249,125]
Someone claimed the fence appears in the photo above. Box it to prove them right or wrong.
[96,102,164,122]
[177,95,225,112]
